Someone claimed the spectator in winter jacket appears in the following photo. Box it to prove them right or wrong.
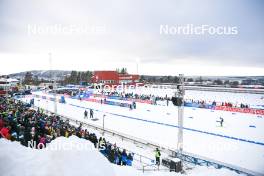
[127,153,133,166]
[39,135,46,149]
[65,130,69,138]
[22,127,32,147]
[108,148,115,163]
[99,137,103,146]
[115,149,122,165]
[0,125,10,139]
[121,149,128,166]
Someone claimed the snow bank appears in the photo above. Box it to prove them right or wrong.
[0,136,115,176]
[0,136,241,176]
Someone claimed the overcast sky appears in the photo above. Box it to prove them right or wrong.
[0,0,263,76]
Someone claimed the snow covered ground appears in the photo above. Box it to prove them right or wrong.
[0,136,242,176]
[184,90,264,106]
[123,87,264,106]
[19,89,264,175]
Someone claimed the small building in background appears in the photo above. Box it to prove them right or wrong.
[0,78,20,95]
[92,71,141,86]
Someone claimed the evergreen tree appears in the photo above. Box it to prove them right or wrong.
[63,70,93,85]
[214,79,223,85]
[23,72,33,85]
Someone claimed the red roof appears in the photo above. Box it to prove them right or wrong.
[92,71,141,85]
[93,71,119,81]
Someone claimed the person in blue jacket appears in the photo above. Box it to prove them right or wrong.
[127,153,134,166]
[121,149,128,166]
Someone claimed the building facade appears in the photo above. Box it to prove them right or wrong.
[92,71,141,86]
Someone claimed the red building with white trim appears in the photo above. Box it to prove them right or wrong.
[92,71,141,86]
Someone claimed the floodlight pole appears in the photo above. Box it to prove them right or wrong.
[49,52,57,115]
[177,74,185,154]
[53,79,58,115]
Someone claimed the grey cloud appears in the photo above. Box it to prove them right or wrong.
[0,0,263,68]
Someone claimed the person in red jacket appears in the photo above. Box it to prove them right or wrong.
[38,135,47,149]
[0,125,10,139]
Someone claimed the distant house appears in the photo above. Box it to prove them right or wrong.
[0,78,20,95]
[91,71,142,86]
[0,78,19,87]
[39,82,60,89]
[7,78,20,86]
[242,79,258,85]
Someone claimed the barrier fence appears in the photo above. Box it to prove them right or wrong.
[32,92,264,116]
[93,94,153,104]
[214,106,264,115]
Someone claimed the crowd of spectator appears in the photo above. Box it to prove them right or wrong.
[220,102,249,108]
[186,99,250,109]
[102,91,169,104]
[102,91,254,109]
[0,96,133,166]
[50,89,79,96]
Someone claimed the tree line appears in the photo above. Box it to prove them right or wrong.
[23,71,93,85]
[22,70,242,86]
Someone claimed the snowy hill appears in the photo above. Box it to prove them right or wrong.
[8,70,71,80]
